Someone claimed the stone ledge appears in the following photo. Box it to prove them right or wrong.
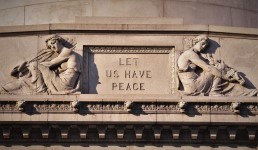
[0,95,258,124]
[1,101,257,114]
[0,124,257,144]
[0,94,258,102]
[0,24,50,33]
[0,24,257,36]
[75,17,184,25]
[209,25,258,35]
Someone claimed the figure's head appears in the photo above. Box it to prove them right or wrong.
[192,35,209,52]
[45,35,63,53]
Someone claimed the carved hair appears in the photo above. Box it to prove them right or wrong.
[185,34,209,49]
[45,35,76,49]
[45,35,61,49]
[192,34,209,46]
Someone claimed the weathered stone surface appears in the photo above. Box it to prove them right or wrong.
[102,114,157,123]
[49,24,210,32]
[76,114,103,123]
[0,33,257,96]
[219,38,258,89]
[0,0,70,10]
[0,1,257,150]
[196,0,244,8]
[0,24,256,36]
[0,0,257,28]
[92,0,163,17]
[243,0,258,12]
[210,115,258,123]
[0,7,24,26]
[0,36,38,84]
[75,16,183,24]
[87,52,170,94]
[73,34,184,51]
[208,25,258,35]
[164,1,232,26]
[0,24,50,33]
[156,114,211,123]
[231,8,258,28]
[25,0,92,25]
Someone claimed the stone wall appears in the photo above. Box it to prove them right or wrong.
[0,25,257,90]
[0,2,257,148]
[0,0,257,28]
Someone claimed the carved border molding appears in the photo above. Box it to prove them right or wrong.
[0,101,258,114]
[87,46,173,54]
[82,46,175,94]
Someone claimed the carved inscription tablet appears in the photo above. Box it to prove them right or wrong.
[83,47,175,94]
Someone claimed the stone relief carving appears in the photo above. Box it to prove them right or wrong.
[177,35,258,96]
[177,101,187,113]
[16,100,26,111]
[0,35,81,95]
[230,102,241,113]
[124,100,133,112]
[71,100,80,113]
[1,101,258,114]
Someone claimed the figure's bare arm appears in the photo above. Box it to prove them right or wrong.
[41,48,72,67]
[189,52,223,78]
[51,48,72,67]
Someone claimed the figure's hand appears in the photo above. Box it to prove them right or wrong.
[238,78,245,85]
[40,61,52,67]
[10,61,28,77]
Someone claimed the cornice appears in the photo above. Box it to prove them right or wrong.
[0,24,257,37]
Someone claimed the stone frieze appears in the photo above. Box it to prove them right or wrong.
[0,100,258,115]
